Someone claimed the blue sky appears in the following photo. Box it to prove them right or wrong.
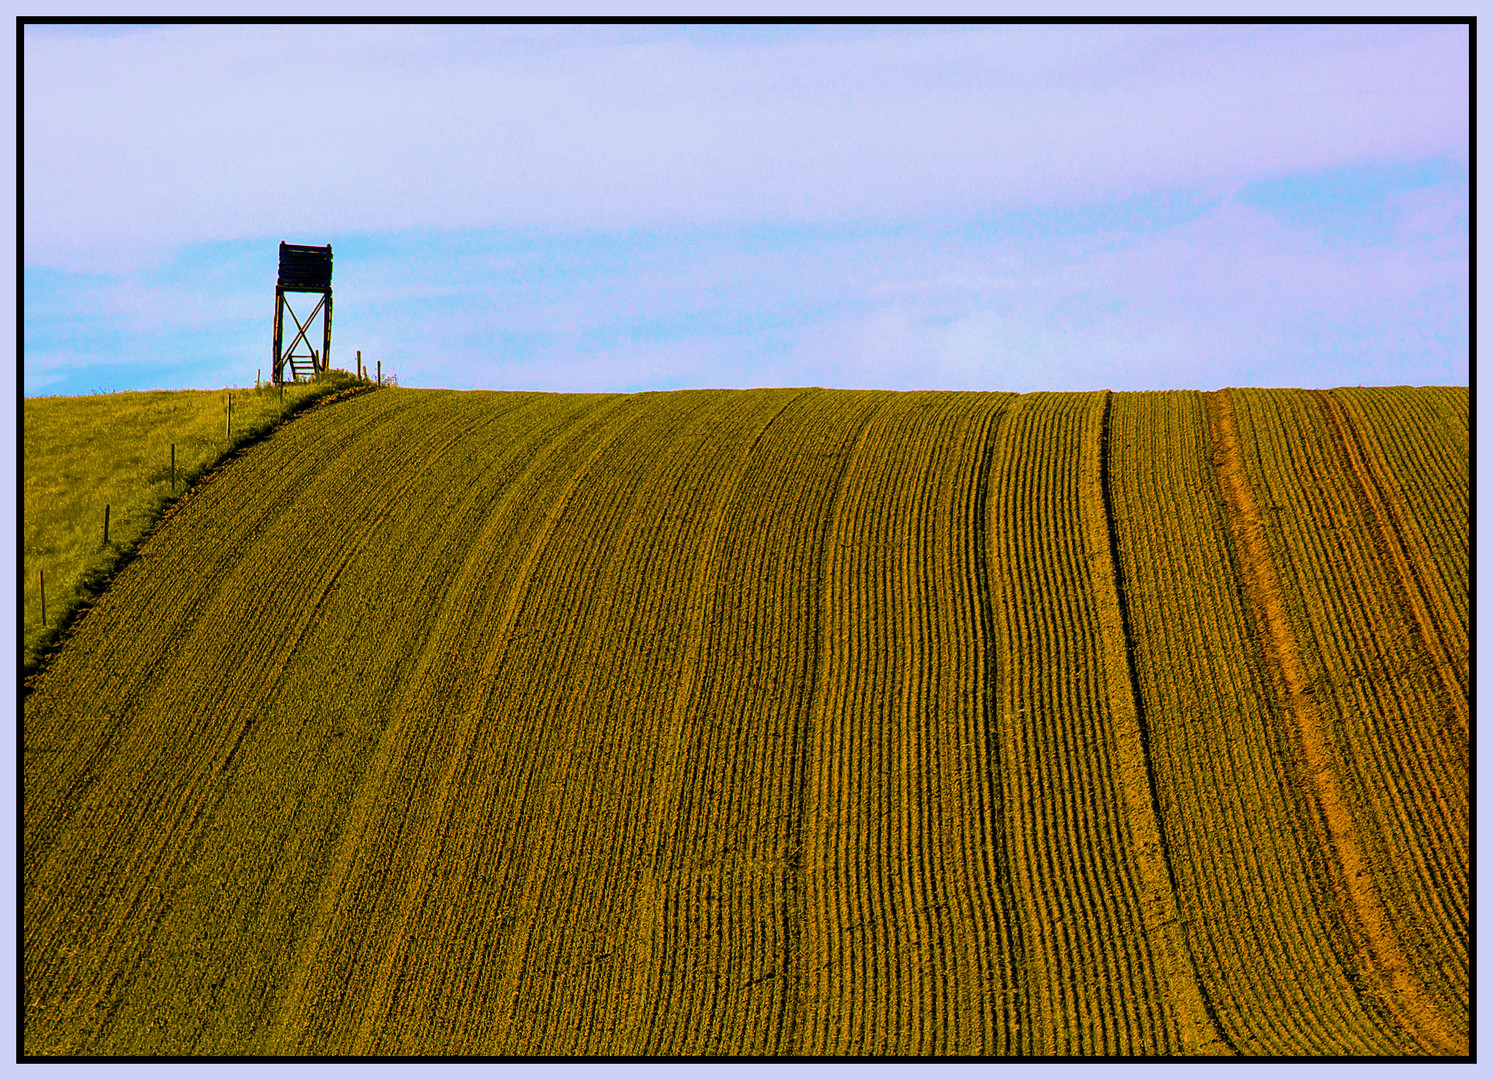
[22,23,1469,396]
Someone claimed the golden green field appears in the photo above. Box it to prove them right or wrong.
[22,385,1468,1055]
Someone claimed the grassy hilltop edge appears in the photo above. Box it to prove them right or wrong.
[22,384,1468,1055]
[22,371,376,680]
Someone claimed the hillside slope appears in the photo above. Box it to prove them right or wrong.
[22,373,368,673]
[22,386,1468,1056]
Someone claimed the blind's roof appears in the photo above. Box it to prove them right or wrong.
[278,242,333,290]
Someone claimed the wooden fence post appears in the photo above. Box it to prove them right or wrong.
[40,568,46,627]
[226,392,232,439]
[357,350,362,380]
[103,504,110,546]
[378,359,381,387]
[171,443,176,492]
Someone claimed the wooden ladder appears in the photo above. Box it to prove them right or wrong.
[287,351,318,382]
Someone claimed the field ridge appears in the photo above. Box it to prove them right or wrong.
[1204,389,1462,1056]
[965,398,1029,1052]
[1316,390,1468,734]
[1093,391,1235,1055]
[786,390,888,1051]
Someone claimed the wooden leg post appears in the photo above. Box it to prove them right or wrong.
[273,286,285,388]
[322,290,333,377]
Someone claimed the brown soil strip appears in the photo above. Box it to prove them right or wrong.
[1314,390,1468,735]
[1204,389,1464,1056]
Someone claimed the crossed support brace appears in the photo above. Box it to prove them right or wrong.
[272,287,333,385]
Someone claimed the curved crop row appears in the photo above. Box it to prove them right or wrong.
[793,390,1018,1054]
[1109,390,1417,1053]
[983,390,1176,1054]
[1224,389,1467,1052]
[1329,387,1467,703]
[25,387,604,1053]
[268,387,675,1054]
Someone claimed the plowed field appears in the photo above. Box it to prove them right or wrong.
[22,386,1468,1056]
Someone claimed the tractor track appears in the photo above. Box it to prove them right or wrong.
[1095,391,1236,1056]
[1204,389,1463,1056]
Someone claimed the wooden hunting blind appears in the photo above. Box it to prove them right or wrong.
[272,242,333,385]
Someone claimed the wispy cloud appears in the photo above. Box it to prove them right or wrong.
[25,25,1465,271]
[803,178,1467,392]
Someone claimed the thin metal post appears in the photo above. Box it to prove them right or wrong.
[40,569,46,627]
[171,443,176,492]
[103,504,110,546]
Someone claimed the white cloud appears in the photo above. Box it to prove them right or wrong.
[24,24,1467,272]
[765,187,1466,393]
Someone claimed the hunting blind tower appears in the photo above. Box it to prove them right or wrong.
[272,242,333,385]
